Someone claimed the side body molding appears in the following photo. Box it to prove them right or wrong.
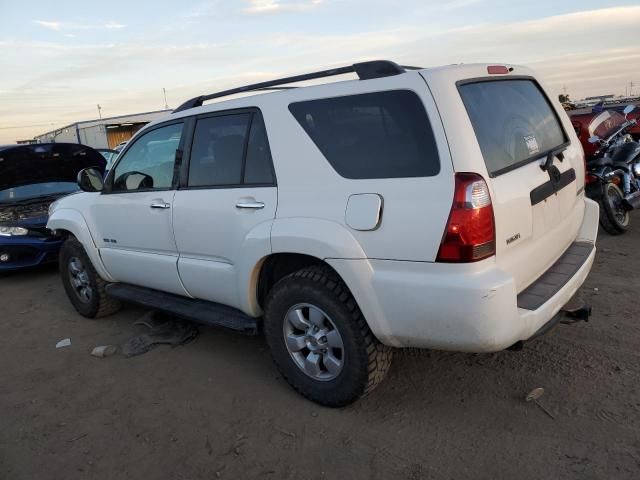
[47,208,115,282]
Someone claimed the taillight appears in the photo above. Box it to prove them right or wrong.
[436,173,496,263]
[585,174,597,184]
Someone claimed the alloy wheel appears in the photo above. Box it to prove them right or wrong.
[283,303,345,381]
[68,256,93,303]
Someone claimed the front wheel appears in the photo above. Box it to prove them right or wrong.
[599,182,629,235]
[59,236,121,318]
[264,266,392,407]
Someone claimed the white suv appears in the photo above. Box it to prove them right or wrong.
[48,60,599,406]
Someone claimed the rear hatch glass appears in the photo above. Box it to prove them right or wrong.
[459,79,568,177]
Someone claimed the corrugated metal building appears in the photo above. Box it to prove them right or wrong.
[34,109,171,149]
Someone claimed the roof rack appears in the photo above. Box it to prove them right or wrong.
[173,60,422,113]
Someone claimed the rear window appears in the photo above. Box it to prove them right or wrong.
[459,79,567,177]
[289,90,440,179]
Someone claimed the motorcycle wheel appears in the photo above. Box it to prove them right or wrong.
[599,182,630,235]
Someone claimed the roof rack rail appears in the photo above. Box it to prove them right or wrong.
[173,60,421,113]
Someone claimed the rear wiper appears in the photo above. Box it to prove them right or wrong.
[540,145,568,172]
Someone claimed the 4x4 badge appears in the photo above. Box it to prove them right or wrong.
[506,233,521,245]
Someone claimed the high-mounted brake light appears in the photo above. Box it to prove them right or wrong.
[436,173,496,263]
[487,65,510,75]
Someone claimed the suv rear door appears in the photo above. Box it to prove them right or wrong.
[172,109,277,309]
[423,66,586,292]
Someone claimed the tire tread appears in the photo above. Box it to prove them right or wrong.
[265,265,392,405]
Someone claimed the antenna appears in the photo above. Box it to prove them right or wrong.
[163,88,169,110]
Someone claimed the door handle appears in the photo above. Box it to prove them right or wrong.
[236,201,265,210]
[150,202,171,209]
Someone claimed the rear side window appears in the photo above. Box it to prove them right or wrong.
[289,90,440,179]
[188,112,275,187]
[459,79,568,177]
[189,114,250,187]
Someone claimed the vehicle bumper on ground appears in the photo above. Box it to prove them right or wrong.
[329,198,600,352]
[0,235,63,271]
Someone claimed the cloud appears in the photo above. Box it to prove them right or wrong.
[104,22,126,29]
[34,20,62,30]
[242,0,322,15]
[33,20,126,31]
[4,4,640,143]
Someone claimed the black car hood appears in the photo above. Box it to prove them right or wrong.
[0,143,106,192]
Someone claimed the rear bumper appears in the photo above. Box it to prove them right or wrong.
[328,198,600,352]
[0,235,62,271]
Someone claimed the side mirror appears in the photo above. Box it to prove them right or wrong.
[588,135,601,144]
[77,167,104,192]
[623,104,636,116]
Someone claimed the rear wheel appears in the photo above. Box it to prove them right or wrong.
[599,182,629,235]
[59,237,120,318]
[264,266,392,407]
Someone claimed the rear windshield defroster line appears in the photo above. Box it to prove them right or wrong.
[458,78,569,177]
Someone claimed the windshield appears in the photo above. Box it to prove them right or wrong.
[459,79,568,176]
[0,182,78,202]
[587,110,626,139]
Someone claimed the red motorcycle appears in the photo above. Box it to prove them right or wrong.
[571,105,640,234]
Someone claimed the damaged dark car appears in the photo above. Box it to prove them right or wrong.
[0,143,105,271]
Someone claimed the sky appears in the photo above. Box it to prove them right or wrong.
[1,0,639,143]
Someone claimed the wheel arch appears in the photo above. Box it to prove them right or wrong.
[47,208,115,281]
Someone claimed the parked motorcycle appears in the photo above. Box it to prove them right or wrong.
[585,104,640,235]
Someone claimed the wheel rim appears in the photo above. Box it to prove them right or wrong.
[606,184,630,226]
[68,256,93,303]
[283,303,345,382]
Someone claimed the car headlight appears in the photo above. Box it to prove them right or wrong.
[0,226,29,236]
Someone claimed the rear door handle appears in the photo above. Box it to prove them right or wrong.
[236,201,265,210]
[150,202,171,209]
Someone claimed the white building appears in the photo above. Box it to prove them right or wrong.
[34,109,171,149]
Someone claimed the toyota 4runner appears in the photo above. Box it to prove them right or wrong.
[48,60,599,406]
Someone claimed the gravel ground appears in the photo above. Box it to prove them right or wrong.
[1,221,639,480]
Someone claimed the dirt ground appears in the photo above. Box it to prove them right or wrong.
[1,221,639,480]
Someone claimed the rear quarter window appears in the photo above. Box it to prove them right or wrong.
[459,79,568,177]
[288,90,440,179]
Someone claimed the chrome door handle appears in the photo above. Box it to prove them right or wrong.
[150,202,171,209]
[236,201,265,210]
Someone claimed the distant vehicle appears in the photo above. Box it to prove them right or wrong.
[0,143,105,271]
[95,148,120,173]
[570,105,640,158]
[49,61,597,406]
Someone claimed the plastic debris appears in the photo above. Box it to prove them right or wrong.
[525,387,555,419]
[91,345,118,358]
[56,338,71,348]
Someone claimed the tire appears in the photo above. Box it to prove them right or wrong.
[264,265,392,407]
[59,236,121,318]
[599,182,629,235]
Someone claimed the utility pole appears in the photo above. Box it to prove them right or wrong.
[163,88,169,110]
[97,104,102,120]
[630,81,634,97]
